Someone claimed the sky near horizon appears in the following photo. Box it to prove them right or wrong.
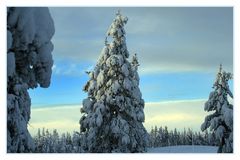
[28,7,233,135]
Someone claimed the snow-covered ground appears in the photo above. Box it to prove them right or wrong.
[147,145,218,153]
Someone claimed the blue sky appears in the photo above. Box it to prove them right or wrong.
[28,7,233,134]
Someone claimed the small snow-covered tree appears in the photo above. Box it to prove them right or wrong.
[162,126,169,146]
[193,132,201,145]
[79,11,148,153]
[173,128,179,146]
[65,132,73,153]
[34,128,43,152]
[186,128,193,145]
[51,129,60,153]
[201,64,233,153]
[7,7,55,152]
[181,128,187,145]
[149,127,155,147]
[72,131,84,153]
[155,126,163,147]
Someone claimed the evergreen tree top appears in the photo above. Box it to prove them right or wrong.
[213,64,233,90]
[201,64,233,153]
[106,10,128,38]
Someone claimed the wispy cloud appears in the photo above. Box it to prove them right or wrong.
[53,64,81,76]
[49,7,233,74]
[29,105,82,135]
[51,61,94,77]
[29,99,208,135]
[144,99,207,131]
[147,113,195,124]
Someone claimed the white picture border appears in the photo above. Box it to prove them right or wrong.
[1,0,239,160]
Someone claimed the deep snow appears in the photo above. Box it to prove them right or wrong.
[147,145,218,153]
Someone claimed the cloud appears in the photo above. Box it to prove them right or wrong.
[29,120,79,134]
[49,7,233,74]
[53,63,81,76]
[29,105,82,135]
[52,38,103,63]
[147,113,194,124]
[144,99,208,131]
[136,41,233,75]
[51,61,94,77]
[29,99,208,135]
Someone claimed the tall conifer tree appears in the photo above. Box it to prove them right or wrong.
[201,64,233,153]
[80,11,148,153]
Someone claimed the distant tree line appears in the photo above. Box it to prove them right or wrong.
[148,126,219,148]
[34,128,83,153]
[33,126,219,153]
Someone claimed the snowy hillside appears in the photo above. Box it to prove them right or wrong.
[147,145,218,153]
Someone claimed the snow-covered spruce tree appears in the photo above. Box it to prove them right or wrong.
[79,11,148,153]
[201,64,233,153]
[7,7,55,152]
